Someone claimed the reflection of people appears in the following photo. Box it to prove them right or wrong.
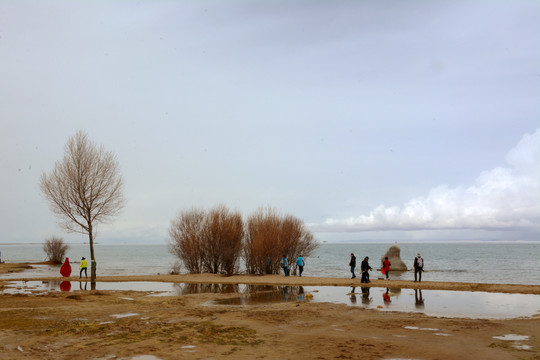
[79,281,87,291]
[282,255,289,276]
[297,286,305,300]
[0,249,2,263]
[361,287,371,304]
[60,257,72,277]
[383,288,391,303]
[79,257,88,278]
[60,281,71,292]
[350,286,357,304]
[382,257,391,280]
[414,253,424,282]
[296,255,305,277]
[361,257,372,283]
[349,253,356,279]
[415,289,425,309]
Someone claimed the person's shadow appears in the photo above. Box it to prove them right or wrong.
[415,289,425,309]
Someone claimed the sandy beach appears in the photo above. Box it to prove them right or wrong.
[1,262,539,359]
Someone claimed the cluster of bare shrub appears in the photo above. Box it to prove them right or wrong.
[43,236,70,264]
[168,206,318,275]
[168,205,244,275]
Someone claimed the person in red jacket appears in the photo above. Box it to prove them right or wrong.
[382,257,391,280]
[60,257,71,277]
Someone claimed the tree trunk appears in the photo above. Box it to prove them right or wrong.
[89,224,96,285]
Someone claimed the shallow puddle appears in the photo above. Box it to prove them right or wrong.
[2,281,539,319]
[212,285,540,319]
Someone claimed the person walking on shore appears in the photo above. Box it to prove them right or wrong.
[349,253,356,279]
[382,257,391,280]
[296,255,305,277]
[361,256,372,283]
[282,255,289,276]
[414,253,424,282]
[79,257,88,278]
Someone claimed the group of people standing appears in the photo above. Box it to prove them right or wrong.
[349,253,375,283]
[349,252,424,282]
[59,257,96,278]
[276,252,425,282]
[281,255,305,277]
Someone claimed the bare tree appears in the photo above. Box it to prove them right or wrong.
[40,130,125,284]
[168,208,206,274]
[43,236,69,264]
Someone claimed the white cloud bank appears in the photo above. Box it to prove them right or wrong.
[314,129,540,233]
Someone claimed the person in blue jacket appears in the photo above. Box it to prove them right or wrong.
[296,255,305,277]
[282,255,289,276]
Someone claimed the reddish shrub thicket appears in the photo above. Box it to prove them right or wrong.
[201,205,244,275]
[244,208,282,275]
[244,208,318,275]
[169,206,318,276]
[168,205,244,275]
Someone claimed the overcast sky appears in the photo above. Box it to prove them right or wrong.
[1,1,539,244]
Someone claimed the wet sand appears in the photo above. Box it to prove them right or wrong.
[1,263,539,359]
[4,272,540,295]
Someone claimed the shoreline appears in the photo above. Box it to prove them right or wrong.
[1,262,539,294]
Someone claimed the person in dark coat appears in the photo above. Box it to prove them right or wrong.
[414,253,424,282]
[361,256,372,283]
[349,253,356,279]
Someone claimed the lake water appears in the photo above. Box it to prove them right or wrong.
[1,242,539,285]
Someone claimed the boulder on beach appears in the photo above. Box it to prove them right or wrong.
[381,243,407,271]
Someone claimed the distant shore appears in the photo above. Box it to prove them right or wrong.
[2,262,539,294]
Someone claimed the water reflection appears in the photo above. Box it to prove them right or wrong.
[174,283,239,295]
[80,282,87,291]
[383,288,391,304]
[60,281,71,292]
[349,287,357,304]
[415,289,425,309]
[361,287,372,304]
[297,286,305,301]
[214,285,307,305]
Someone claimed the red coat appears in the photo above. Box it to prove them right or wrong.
[60,258,72,277]
[383,259,391,272]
